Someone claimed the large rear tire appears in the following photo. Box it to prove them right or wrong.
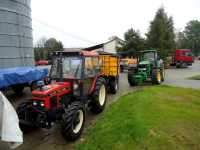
[152,69,161,85]
[161,67,165,82]
[61,101,85,141]
[91,78,107,114]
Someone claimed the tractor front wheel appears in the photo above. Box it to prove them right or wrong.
[17,102,37,133]
[152,69,161,85]
[128,73,137,86]
[61,101,85,141]
[91,78,107,114]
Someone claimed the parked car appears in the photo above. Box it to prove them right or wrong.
[171,49,194,68]
[35,60,49,66]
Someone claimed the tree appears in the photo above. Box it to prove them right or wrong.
[44,38,63,52]
[184,20,200,56]
[175,31,187,49]
[120,28,146,57]
[146,7,175,59]
[34,37,64,61]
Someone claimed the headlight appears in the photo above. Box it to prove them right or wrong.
[73,83,79,90]
[40,102,45,107]
[33,101,37,106]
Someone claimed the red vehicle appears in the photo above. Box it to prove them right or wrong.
[35,60,49,66]
[172,49,194,68]
[17,51,119,141]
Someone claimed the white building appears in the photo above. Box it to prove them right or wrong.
[83,36,124,54]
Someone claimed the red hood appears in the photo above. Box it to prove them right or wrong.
[32,82,71,95]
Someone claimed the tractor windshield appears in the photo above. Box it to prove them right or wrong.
[141,52,155,61]
[50,56,82,79]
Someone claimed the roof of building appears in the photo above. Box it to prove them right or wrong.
[63,48,83,52]
[83,43,104,51]
[83,36,124,51]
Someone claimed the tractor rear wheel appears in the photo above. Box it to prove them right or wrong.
[152,69,161,85]
[161,67,165,82]
[61,101,85,141]
[91,78,107,114]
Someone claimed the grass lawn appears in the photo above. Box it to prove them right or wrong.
[76,85,200,150]
[188,75,200,80]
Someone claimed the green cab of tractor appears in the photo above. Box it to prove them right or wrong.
[128,50,165,86]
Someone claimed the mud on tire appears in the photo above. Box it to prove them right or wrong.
[17,102,37,133]
[109,79,118,94]
[61,101,85,141]
[91,78,107,114]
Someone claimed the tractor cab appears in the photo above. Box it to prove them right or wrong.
[138,50,159,67]
[48,51,100,98]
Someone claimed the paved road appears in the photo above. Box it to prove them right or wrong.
[164,60,200,89]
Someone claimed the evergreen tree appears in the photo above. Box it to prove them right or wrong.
[146,7,175,59]
[120,28,146,57]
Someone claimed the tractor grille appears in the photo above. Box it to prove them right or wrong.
[139,64,146,68]
[50,96,57,108]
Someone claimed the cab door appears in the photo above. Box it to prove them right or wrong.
[83,57,99,96]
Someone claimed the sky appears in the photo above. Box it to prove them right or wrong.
[31,0,200,48]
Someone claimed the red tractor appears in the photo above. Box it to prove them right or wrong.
[17,51,119,141]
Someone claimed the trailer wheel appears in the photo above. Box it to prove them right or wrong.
[61,101,85,141]
[91,78,107,114]
[120,66,124,73]
[152,69,161,84]
[110,80,118,94]
[12,84,24,94]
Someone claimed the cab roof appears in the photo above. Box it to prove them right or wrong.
[52,50,99,57]
[140,50,157,53]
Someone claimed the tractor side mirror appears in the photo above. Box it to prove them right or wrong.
[36,80,48,91]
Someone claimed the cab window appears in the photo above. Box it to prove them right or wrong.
[85,57,99,77]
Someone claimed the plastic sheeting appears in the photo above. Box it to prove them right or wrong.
[0,67,48,89]
[0,92,23,149]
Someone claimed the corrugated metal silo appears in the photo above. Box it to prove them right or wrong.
[0,0,34,68]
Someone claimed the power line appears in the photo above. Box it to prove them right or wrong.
[32,17,98,45]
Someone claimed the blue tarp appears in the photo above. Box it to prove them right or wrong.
[0,67,48,89]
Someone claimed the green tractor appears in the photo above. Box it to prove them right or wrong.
[128,50,165,86]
